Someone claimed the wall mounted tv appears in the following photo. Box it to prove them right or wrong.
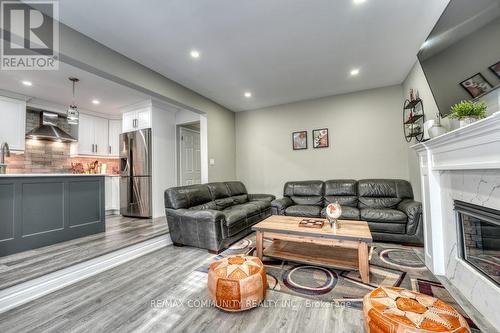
[418,0,500,117]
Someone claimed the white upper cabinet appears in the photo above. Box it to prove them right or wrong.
[0,96,26,151]
[94,117,109,156]
[108,119,122,156]
[122,102,152,133]
[74,113,112,156]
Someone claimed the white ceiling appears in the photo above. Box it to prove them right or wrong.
[0,62,149,115]
[55,0,449,111]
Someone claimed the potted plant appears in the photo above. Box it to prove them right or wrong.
[449,100,488,127]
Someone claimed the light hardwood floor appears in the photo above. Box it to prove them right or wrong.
[0,245,365,333]
[0,215,168,290]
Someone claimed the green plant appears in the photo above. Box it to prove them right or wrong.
[449,100,487,120]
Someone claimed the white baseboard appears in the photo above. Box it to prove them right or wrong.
[0,235,172,314]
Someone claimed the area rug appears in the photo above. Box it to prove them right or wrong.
[196,234,480,331]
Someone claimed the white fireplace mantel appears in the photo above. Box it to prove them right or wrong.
[411,111,500,329]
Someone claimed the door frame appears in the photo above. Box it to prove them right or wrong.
[178,125,201,186]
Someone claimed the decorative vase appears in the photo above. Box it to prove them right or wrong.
[428,124,447,138]
[459,116,479,127]
[326,202,342,230]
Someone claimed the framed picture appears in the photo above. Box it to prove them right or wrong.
[312,128,329,148]
[459,73,493,98]
[292,131,307,150]
[489,61,500,79]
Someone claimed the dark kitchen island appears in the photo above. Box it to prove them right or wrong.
[0,174,105,256]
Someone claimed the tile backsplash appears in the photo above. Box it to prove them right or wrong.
[5,110,119,174]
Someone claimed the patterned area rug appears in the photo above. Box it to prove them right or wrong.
[197,234,480,331]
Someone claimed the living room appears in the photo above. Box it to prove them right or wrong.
[0,0,499,332]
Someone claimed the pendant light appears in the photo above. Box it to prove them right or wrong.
[67,77,80,125]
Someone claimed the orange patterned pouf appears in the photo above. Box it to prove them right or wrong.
[208,255,267,312]
[363,287,471,333]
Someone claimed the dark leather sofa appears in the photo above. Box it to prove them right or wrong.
[271,179,422,244]
[164,181,275,253]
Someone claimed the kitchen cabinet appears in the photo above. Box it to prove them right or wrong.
[105,176,120,213]
[74,114,111,156]
[0,96,26,151]
[108,120,122,156]
[122,108,151,132]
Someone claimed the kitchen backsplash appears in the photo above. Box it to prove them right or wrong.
[5,110,119,174]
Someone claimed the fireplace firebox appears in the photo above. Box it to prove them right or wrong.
[455,201,500,286]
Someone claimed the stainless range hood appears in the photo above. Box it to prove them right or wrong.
[26,112,77,143]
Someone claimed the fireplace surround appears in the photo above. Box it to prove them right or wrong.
[455,200,500,286]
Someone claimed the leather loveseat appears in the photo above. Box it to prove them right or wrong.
[164,181,275,253]
[271,179,422,244]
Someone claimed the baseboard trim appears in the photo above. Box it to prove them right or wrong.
[0,235,172,314]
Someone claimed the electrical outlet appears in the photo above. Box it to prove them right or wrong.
[209,158,215,166]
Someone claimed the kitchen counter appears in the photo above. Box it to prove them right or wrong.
[0,174,105,256]
[0,173,106,177]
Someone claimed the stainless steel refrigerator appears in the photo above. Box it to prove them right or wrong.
[120,128,152,218]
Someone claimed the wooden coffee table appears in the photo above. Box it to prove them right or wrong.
[252,215,373,283]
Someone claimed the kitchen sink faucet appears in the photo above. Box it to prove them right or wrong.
[0,142,10,174]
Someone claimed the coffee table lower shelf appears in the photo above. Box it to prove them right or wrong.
[263,240,359,271]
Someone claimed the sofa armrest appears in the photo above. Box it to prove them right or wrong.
[271,197,293,215]
[248,193,276,202]
[398,199,422,235]
[165,208,225,251]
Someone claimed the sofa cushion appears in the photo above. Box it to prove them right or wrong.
[360,208,407,223]
[189,201,217,211]
[285,205,322,217]
[321,206,360,220]
[358,179,413,199]
[222,207,247,226]
[232,194,248,205]
[358,197,402,209]
[232,202,261,217]
[291,195,323,206]
[164,184,212,209]
[215,197,235,210]
[208,182,231,199]
[368,222,406,234]
[284,181,324,197]
[324,195,358,207]
[247,200,271,213]
[226,181,247,196]
[324,180,357,195]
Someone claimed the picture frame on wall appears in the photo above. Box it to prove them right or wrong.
[312,128,329,148]
[292,131,307,150]
[489,61,500,79]
[459,73,493,98]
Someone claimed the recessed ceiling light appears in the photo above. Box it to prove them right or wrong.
[244,92,252,98]
[190,50,200,58]
[350,68,360,76]
[353,0,366,4]
[22,80,32,86]
[92,99,100,105]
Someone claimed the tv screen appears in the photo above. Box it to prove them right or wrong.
[418,0,500,117]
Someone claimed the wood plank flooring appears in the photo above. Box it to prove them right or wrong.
[0,245,365,333]
[0,215,169,290]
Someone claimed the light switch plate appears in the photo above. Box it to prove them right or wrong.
[209,158,215,166]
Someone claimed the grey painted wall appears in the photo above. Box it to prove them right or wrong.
[56,24,236,182]
[235,85,410,197]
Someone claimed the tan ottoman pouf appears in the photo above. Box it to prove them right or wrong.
[208,255,267,312]
[363,287,471,333]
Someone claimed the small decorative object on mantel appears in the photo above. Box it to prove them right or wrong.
[325,202,342,230]
[449,100,487,128]
[428,112,447,139]
[312,128,329,148]
[298,219,325,229]
[459,73,493,98]
[489,61,500,79]
[403,96,425,142]
[292,131,307,150]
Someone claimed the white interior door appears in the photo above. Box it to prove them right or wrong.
[180,127,201,185]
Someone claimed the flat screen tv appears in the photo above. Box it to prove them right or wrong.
[418,0,500,117]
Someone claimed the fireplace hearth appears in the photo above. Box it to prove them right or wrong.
[455,201,500,286]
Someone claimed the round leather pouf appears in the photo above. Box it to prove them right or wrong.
[363,287,471,333]
[208,255,267,312]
